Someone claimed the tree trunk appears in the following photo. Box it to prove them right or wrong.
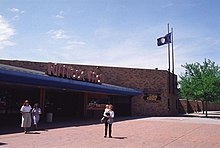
[202,101,204,114]
[186,99,189,114]
[205,101,208,117]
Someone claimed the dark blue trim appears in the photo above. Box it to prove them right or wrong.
[0,68,142,96]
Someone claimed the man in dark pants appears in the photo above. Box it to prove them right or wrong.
[105,122,112,138]
[103,104,114,138]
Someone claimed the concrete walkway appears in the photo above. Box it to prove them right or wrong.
[0,115,220,148]
[184,111,220,119]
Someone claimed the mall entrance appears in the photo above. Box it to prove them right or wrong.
[0,82,132,127]
[45,88,84,120]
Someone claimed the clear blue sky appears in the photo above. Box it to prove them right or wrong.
[0,0,220,77]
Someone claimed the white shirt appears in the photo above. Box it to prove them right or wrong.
[32,108,41,116]
[103,109,114,118]
[103,108,110,116]
[20,105,32,113]
[109,110,114,118]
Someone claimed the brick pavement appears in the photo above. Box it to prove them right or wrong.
[0,116,220,148]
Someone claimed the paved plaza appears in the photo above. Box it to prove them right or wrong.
[0,114,220,148]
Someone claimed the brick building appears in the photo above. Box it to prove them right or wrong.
[0,60,178,122]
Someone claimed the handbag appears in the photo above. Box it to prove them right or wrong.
[107,118,113,124]
[101,117,107,123]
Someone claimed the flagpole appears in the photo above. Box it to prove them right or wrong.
[171,27,175,94]
[167,24,171,94]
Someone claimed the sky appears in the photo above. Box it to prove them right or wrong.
[0,0,220,78]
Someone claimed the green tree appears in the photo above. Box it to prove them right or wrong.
[179,59,220,117]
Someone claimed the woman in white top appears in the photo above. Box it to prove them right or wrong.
[20,100,32,134]
[103,104,114,138]
[32,103,42,129]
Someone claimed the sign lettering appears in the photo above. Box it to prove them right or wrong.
[46,63,104,84]
[143,93,161,102]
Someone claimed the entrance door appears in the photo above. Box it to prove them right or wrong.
[45,89,84,120]
[0,83,40,127]
[113,96,131,116]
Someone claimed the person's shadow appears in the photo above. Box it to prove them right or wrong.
[112,136,127,139]
[0,142,7,146]
[26,131,41,134]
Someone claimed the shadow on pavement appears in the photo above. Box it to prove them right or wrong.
[184,114,220,119]
[112,136,127,139]
[26,131,41,134]
[0,142,8,146]
[0,119,98,135]
[0,114,198,136]
[181,111,220,120]
[0,116,148,135]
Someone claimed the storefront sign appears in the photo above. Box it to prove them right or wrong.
[88,102,106,110]
[147,95,158,101]
[143,93,161,102]
[46,63,104,84]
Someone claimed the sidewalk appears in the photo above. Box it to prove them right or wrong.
[183,111,220,119]
[0,116,220,148]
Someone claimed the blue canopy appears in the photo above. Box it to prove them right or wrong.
[0,64,142,96]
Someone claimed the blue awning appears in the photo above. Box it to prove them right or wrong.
[0,65,142,96]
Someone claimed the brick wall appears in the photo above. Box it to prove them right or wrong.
[178,99,188,114]
[0,60,179,116]
[207,103,220,111]
[179,99,220,113]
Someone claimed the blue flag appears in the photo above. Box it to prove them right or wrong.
[157,33,172,46]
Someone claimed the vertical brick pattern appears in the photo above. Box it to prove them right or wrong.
[0,60,179,116]
[179,99,220,113]
[178,99,188,114]
[207,102,220,111]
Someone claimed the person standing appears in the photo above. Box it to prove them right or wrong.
[20,100,32,134]
[103,104,114,138]
[101,105,109,123]
[32,103,42,130]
